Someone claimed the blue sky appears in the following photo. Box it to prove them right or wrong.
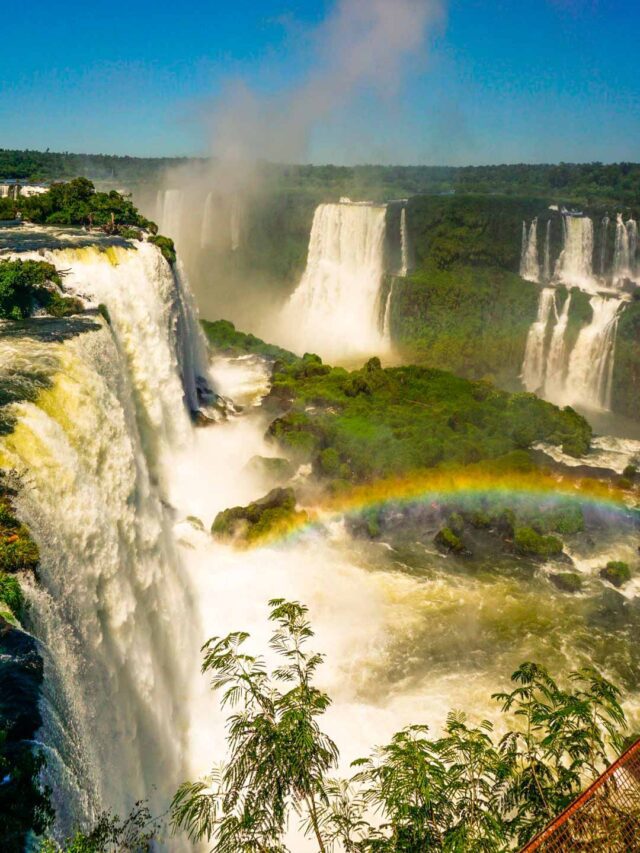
[1,0,639,164]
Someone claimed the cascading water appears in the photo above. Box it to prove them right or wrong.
[279,201,389,361]
[382,280,395,343]
[542,219,552,281]
[230,197,242,252]
[554,215,594,289]
[521,288,555,392]
[599,216,610,276]
[157,189,184,246]
[563,295,623,411]
[200,191,214,248]
[399,207,411,276]
[628,219,638,278]
[519,219,540,282]
[613,213,631,286]
[544,291,572,402]
[0,239,210,838]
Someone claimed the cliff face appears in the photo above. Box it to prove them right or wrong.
[0,480,50,851]
[612,299,640,421]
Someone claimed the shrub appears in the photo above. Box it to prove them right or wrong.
[514,526,563,559]
[600,561,631,588]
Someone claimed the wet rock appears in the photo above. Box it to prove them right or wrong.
[550,572,583,593]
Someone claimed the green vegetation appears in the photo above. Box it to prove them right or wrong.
[2,150,640,207]
[434,525,466,554]
[202,318,299,363]
[267,354,592,484]
[148,234,176,265]
[514,526,564,560]
[211,487,308,546]
[0,492,39,574]
[172,599,629,852]
[391,263,539,386]
[0,573,24,623]
[612,297,640,421]
[0,259,73,320]
[600,560,632,588]
[38,803,163,853]
[2,177,156,233]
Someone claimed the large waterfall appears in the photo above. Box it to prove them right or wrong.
[279,201,390,361]
[0,240,209,835]
[521,210,636,411]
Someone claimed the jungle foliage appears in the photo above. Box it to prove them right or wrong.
[171,599,630,853]
[2,178,156,233]
[0,260,81,321]
[266,354,592,485]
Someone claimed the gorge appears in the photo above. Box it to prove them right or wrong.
[1,179,639,851]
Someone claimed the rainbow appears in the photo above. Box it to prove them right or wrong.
[256,464,638,547]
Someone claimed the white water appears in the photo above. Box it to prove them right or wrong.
[613,214,638,286]
[599,216,610,276]
[543,291,572,402]
[523,285,623,411]
[279,202,390,362]
[554,215,594,289]
[520,219,540,282]
[399,207,411,276]
[0,324,198,833]
[382,279,395,343]
[157,189,184,247]
[563,295,623,411]
[521,288,555,392]
[200,191,214,249]
[542,219,552,281]
[0,240,214,839]
[230,196,242,252]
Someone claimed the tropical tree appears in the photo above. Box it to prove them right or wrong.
[171,599,339,852]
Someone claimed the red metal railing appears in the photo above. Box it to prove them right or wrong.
[520,739,640,852]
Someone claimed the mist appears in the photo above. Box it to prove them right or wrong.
[136,0,445,329]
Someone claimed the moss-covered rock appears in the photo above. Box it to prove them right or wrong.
[514,526,563,559]
[246,455,295,486]
[599,561,632,588]
[434,526,466,554]
[211,487,307,546]
[550,572,583,593]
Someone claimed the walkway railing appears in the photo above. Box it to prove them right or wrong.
[520,738,640,852]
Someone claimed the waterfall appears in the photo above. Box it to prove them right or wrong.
[200,191,214,248]
[613,213,630,285]
[628,219,638,279]
[33,242,211,437]
[158,189,184,245]
[399,207,411,276]
[554,216,594,288]
[280,201,389,361]
[521,288,555,392]
[382,279,395,343]
[544,292,572,402]
[519,219,540,282]
[230,197,242,252]
[0,240,213,836]
[542,219,552,281]
[599,216,609,276]
[563,296,623,410]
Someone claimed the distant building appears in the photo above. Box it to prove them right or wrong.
[0,179,50,199]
